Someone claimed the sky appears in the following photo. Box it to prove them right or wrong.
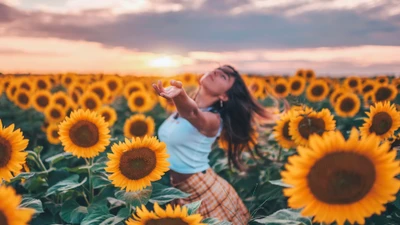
[0,0,400,76]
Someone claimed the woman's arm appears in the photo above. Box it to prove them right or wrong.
[153,80,221,137]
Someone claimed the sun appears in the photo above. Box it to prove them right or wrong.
[148,56,178,68]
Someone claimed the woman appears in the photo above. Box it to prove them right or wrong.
[153,65,282,225]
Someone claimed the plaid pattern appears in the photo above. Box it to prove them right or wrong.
[171,168,250,225]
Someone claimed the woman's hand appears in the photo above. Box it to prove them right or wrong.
[152,80,183,99]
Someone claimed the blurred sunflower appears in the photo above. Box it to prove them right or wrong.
[0,185,35,225]
[375,75,389,85]
[18,78,35,93]
[127,91,155,113]
[329,88,347,107]
[126,202,205,225]
[13,89,31,110]
[104,75,123,95]
[360,80,377,95]
[124,114,155,138]
[44,103,66,124]
[392,78,400,92]
[288,76,306,96]
[0,120,29,181]
[124,81,146,99]
[360,101,400,141]
[281,128,400,225]
[289,108,336,146]
[304,69,316,81]
[180,73,199,87]
[218,129,259,151]
[98,106,118,127]
[80,92,102,111]
[88,82,111,103]
[58,109,110,158]
[61,73,76,88]
[306,79,329,102]
[105,136,170,191]
[68,82,86,95]
[6,81,19,101]
[272,78,290,98]
[158,96,176,113]
[32,90,52,112]
[46,123,60,145]
[343,76,361,92]
[68,90,81,109]
[372,84,397,102]
[248,78,265,99]
[51,91,72,110]
[273,110,297,149]
[334,93,361,117]
[294,69,305,78]
[34,76,51,90]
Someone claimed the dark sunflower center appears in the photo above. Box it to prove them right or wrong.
[306,72,313,78]
[11,87,17,96]
[52,130,59,138]
[369,112,392,135]
[69,120,99,147]
[134,97,145,107]
[93,88,105,99]
[0,211,8,225]
[108,81,118,91]
[129,121,148,137]
[311,85,324,96]
[85,98,97,110]
[56,98,67,107]
[251,84,259,92]
[18,93,29,104]
[102,112,111,122]
[184,75,191,82]
[339,97,356,112]
[307,152,375,204]
[129,87,139,95]
[37,96,49,107]
[0,137,12,168]
[375,87,392,101]
[275,84,286,94]
[50,109,61,119]
[362,84,373,93]
[349,80,358,87]
[298,117,326,139]
[65,77,72,85]
[396,83,400,90]
[378,78,385,83]
[333,93,343,103]
[282,121,291,140]
[21,83,31,91]
[72,92,79,103]
[38,80,47,89]
[119,148,157,180]
[291,81,301,91]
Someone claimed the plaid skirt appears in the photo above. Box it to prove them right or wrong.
[170,168,251,225]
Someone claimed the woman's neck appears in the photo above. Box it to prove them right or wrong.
[194,88,219,109]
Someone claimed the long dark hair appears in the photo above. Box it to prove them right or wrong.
[209,65,275,171]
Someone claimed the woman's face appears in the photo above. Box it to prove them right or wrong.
[199,66,236,97]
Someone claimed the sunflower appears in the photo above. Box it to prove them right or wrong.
[343,76,361,92]
[127,91,155,113]
[360,101,400,140]
[180,73,199,87]
[124,114,155,138]
[98,106,118,127]
[68,82,86,95]
[44,103,66,124]
[375,75,389,84]
[80,92,102,111]
[273,110,297,149]
[51,91,72,110]
[372,84,397,102]
[304,69,316,81]
[124,81,146,99]
[13,89,31,110]
[294,69,305,78]
[88,82,111,103]
[32,90,52,112]
[158,96,176,113]
[281,128,400,225]
[361,79,377,95]
[34,77,51,90]
[104,75,123,95]
[126,202,205,225]
[68,90,81,109]
[289,108,336,146]
[218,128,259,151]
[18,78,35,93]
[288,76,306,96]
[329,88,347,107]
[58,109,110,158]
[334,93,361,117]
[46,123,61,145]
[306,79,329,102]
[392,78,400,92]
[61,73,76,88]
[249,78,265,99]
[0,185,35,225]
[105,136,170,192]
[0,120,29,181]
[272,78,290,98]
[0,81,3,98]
[6,81,19,101]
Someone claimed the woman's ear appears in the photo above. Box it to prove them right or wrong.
[219,94,229,102]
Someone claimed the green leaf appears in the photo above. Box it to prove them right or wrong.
[11,172,36,182]
[81,203,114,225]
[20,197,44,214]
[115,185,152,208]
[45,174,87,197]
[99,207,131,225]
[252,208,312,225]
[45,152,73,165]
[149,183,190,205]
[60,200,88,224]
[92,174,111,189]
[91,161,107,173]
[202,217,221,224]
[184,200,202,215]
[34,146,43,155]
[269,179,292,188]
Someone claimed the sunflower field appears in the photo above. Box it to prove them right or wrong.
[0,71,400,225]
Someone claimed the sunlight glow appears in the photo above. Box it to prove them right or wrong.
[148,56,179,68]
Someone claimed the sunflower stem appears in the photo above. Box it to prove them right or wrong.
[127,203,132,215]
[276,147,282,162]
[87,158,94,203]
[82,191,90,206]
